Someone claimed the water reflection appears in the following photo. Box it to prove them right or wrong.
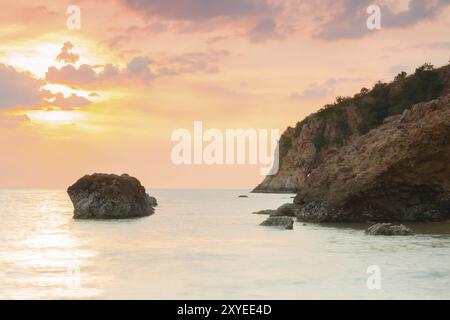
[1,189,450,299]
[0,192,100,299]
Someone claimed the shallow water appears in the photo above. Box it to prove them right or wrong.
[0,189,449,299]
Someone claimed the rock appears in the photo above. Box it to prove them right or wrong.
[260,216,294,230]
[238,195,248,198]
[253,64,450,222]
[291,94,450,222]
[294,201,345,223]
[263,93,450,223]
[67,173,157,219]
[147,194,158,207]
[365,223,414,236]
[270,203,300,217]
[253,64,450,195]
[252,209,276,215]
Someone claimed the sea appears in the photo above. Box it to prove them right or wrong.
[0,189,449,299]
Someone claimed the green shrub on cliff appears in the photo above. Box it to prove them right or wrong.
[303,63,447,151]
[358,63,444,134]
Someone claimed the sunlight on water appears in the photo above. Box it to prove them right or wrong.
[0,189,449,299]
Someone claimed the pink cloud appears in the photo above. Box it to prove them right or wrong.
[49,93,92,110]
[315,0,450,40]
[45,46,229,86]
[121,0,280,21]
[0,114,30,128]
[56,42,80,64]
[0,64,45,109]
[46,64,98,85]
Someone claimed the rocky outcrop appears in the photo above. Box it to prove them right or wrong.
[254,63,450,222]
[253,209,276,215]
[67,173,157,219]
[253,203,300,217]
[365,223,414,236]
[254,64,450,193]
[147,195,158,207]
[260,216,294,230]
[292,95,450,222]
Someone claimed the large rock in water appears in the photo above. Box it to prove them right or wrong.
[67,173,157,219]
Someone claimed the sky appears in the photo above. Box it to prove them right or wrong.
[0,0,450,189]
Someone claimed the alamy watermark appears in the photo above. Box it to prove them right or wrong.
[367,4,382,31]
[67,262,82,290]
[366,265,382,290]
[67,5,81,30]
[171,121,280,176]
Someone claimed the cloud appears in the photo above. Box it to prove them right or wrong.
[122,0,279,21]
[0,59,93,112]
[421,41,450,50]
[0,64,45,109]
[46,64,99,85]
[249,18,277,42]
[16,5,58,21]
[126,57,154,77]
[56,42,80,64]
[157,50,230,75]
[316,0,450,40]
[46,50,229,86]
[49,93,92,110]
[46,58,156,86]
[0,114,30,128]
[291,77,364,100]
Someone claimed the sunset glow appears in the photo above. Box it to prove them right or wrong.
[1,0,450,188]
[27,110,87,125]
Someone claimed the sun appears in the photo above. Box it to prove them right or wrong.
[26,110,87,125]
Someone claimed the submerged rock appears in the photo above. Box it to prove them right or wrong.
[238,195,249,198]
[270,203,300,217]
[252,209,276,215]
[147,194,158,207]
[253,203,300,217]
[365,223,414,236]
[67,173,157,219]
[260,216,294,230]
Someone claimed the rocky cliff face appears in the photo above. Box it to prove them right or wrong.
[253,107,363,193]
[294,95,450,222]
[254,64,450,193]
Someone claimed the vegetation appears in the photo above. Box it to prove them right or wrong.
[295,62,447,152]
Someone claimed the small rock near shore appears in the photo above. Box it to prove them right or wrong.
[270,203,299,217]
[365,223,414,236]
[252,209,276,215]
[147,194,158,207]
[260,216,294,230]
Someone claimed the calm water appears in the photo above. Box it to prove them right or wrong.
[0,189,449,299]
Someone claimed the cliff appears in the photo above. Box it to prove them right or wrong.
[253,63,450,193]
[294,94,450,222]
